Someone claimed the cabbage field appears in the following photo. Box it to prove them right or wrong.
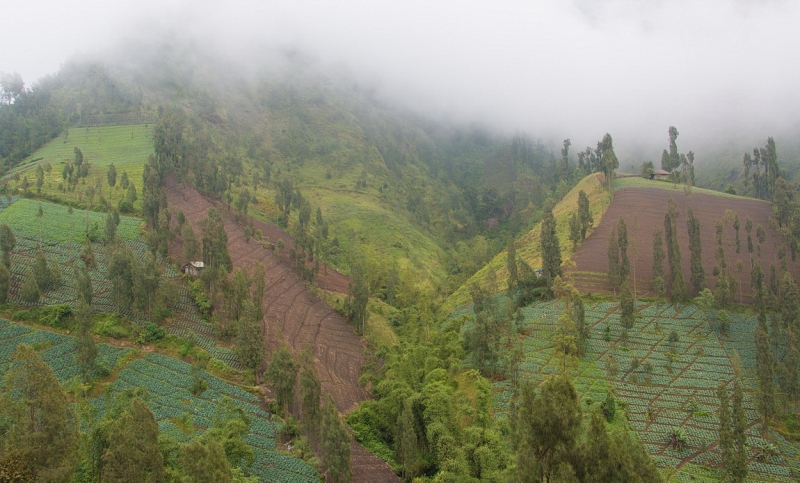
[461,299,800,482]
[0,318,318,482]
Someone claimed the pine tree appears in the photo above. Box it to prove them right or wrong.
[578,189,593,240]
[0,344,78,481]
[75,297,97,380]
[180,438,233,483]
[618,217,630,284]
[569,212,581,250]
[299,355,322,445]
[20,269,40,304]
[265,345,298,418]
[0,222,15,268]
[619,282,635,331]
[574,297,588,356]
[686,209,705,296]
[33,249,52,290]
[101,397,164,483]
[514,374,581,483]
[507,237,518,293]
[540,205,562,291]
[235,302,265,381]
[665,196,686,301]
[652,228,666,299]
[607,226,620,292]
[717,383,733,478]
[321,397,352,483]
[396,399,418,481]
[755,323,775,432]
[731,381,748,482]
[0,262,9,304]
[344,259,369,335]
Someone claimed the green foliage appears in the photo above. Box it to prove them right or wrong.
[321,397,351,483]
[100,397,164,483]
[540,205,562,291]
[265,346,297,418]
[235,302,265,377]
[513,374,581,482]
[0,344,78,482]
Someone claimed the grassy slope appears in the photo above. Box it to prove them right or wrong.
[3,124,152,211]
[442,173,611,313]
[228,80,481,286]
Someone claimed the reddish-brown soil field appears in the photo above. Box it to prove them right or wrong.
[570,187,799,303]
[164,174,398,482]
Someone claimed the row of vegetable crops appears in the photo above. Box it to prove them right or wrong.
[0,318,317,482]
[490,299,800,482]
[2,224,244,370]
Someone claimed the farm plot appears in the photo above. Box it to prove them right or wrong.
[107,352,317,482]
[1,215,242,370]
[2,124,153,212]
[0,198,141,242]
[0,318,130,383]
[496,300,800,482]
[0,319,317,482]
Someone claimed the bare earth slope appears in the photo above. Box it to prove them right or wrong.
[164,174,398,482]
[570,187,798,302]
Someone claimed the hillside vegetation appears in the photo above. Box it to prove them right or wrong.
[4,42,800,483]
[443,172,610,313]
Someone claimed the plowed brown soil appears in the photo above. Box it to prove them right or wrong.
[570,187,799,303]
[164,174,398,483]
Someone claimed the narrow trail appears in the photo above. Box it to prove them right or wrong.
[163,174,398,483]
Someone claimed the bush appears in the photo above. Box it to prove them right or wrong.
[138,322,165,344]
[13,304,72,329]
[94,313,132,339]
[188,279,211,319]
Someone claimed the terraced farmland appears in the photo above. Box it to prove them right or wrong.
[0,197,243,370]
[0,318,317,482]
[569,187,793,303]
[460,299,800,482]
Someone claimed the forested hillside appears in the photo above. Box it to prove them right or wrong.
[3,40,800,483]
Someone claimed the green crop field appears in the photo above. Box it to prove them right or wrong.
[455,299,800,482]
[9,124,153,174]
[3,124,153,212]
[0,197,242,370]
[0,198,142,242]
[0,318,317,482]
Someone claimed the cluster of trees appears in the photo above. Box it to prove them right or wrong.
[513,374,662,483]
[0,63,142,174]
[743,137,781,201]
[659,126,695,186]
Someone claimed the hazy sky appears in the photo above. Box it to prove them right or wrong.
[3,0,800,155]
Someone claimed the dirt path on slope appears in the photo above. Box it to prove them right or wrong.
[163,174,398,482]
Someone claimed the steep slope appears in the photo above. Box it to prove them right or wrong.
[164,174,399,483]
[443,173,610,313]
[570,181,797,302]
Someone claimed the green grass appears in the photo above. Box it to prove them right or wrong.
[0,198,142,243]
[613,177,765,201]
[10,124,153,173]
[473,298,800,482]
[3,124,152,212]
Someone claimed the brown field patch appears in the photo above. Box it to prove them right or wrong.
[164,174,398,482]
[570,187,797,303]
